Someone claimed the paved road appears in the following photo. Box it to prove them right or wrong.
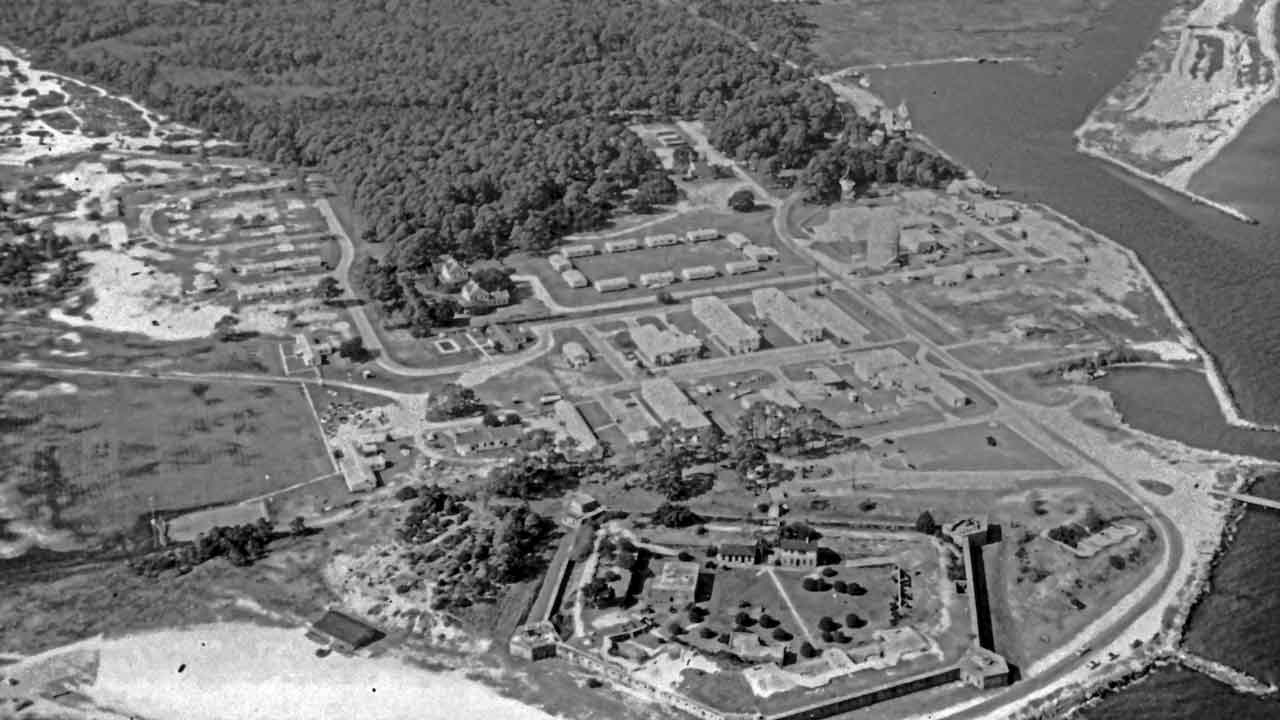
[0,360,415,401]
[669,10,1190,717]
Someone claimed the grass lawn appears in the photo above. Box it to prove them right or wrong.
[888,420,1061,472]
[826,289,904,343]
[0,373,332,547]
[771,567,895,642]
[706,567,791,635]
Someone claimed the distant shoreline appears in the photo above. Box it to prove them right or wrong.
[1031,202,1280,433]
[1073,0,1280,225]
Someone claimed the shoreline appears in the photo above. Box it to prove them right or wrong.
[1064,471,1276,717]
[1072,0,1280,226]
[1031,202,1280,433]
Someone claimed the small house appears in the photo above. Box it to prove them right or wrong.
[307,610,383,654]
[437,255,469,288]
[743,245,779,263]
[717,542,762,567]
[725,232,751,250]
[548,254,572,271]
[563,341,590,368]
[461,279,510,309]
[685,228,720,243]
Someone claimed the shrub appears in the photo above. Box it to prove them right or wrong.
[818,616,839,632]
[821,567,837,577]
[845,613,864,628]
[801,577,820,591]
[699,627,717,639]
[1108,555,1126,570]
[772,627,792,642]
[799,641,818,658]
[832,580,847,593]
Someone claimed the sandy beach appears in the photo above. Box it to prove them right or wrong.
[82,624,560,720]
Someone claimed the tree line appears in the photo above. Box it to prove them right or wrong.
[0,0,961,323]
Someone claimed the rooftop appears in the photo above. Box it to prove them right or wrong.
[311,610,382,649]
[752,287,823,336]
[632,324,701,361]
[640,378,710,429]
[778,539,817,552]
[651,559,700,592]
[691,295,759,347]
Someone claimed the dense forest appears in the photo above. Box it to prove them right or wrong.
[0,0,959,311]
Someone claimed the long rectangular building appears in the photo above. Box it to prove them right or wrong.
[798,296,869,345]
[691,296,759,355]
[553,400,598,451]
[752,287,824,343]
[640,378,710,430]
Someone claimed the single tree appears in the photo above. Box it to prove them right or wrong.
[727,188,756,212]
[315,276,342,303]
[337,336,371,362]
[914,510,939,536]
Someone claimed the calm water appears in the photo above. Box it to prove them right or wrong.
[865,0,1280,712]
[1078,668,1280,720]
[1095,367,1280,461]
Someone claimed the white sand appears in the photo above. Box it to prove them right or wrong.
[85,625,558,720]
[1133,340,1199,362]
[5,381,78,402]
[49,249,230,341]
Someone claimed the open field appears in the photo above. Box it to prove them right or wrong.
[797,0,1122,70]
[883,421,1061,472]
[0,373,331,555]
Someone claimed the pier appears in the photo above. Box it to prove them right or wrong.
[1176,651,1277,696]
[1209,490,1280,512]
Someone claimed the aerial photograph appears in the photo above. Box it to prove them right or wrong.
[2,1,1280,719]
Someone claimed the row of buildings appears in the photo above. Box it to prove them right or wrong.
[551,229,788,292]
[624,289,832,368]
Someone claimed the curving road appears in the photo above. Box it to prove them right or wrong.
[318,198,555,379]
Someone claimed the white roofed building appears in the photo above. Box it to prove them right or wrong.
[561,244,595,258]
[691,296,759,355]
[632,324,701,366]
[752,287,823,343]
[641,378,710,430]
[594,276,630,293]
[640,271,676,288]
[681,265,717,281]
